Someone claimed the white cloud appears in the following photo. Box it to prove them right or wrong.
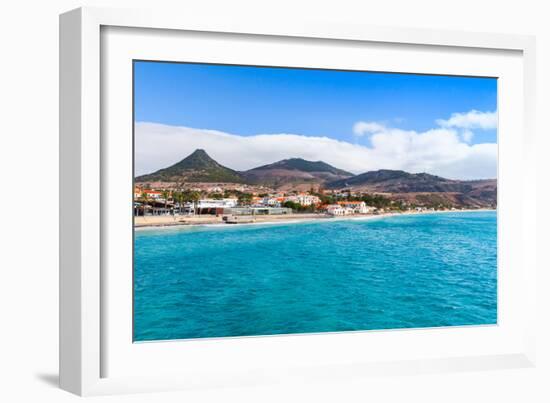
[461,130,474,143]
[352,121,386,136]
[436,110,497,130]
[135,121,497,180]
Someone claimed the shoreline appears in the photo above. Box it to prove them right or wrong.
[134,208,496,231]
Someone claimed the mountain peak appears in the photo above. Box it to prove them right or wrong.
[243,157,353,188]
[173,148,217,169]
[249,158,353,176]
[190,148,208,156]
[135,149,245,183]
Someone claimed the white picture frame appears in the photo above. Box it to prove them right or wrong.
[59,6,537,396]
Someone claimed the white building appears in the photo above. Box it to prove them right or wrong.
[181,198,239,215]
[137,189,162,200]
[284,194,321,206]
[261,197,281,207]
[196,198,238,209]
[326,204,348,216]
[337,201,373,214]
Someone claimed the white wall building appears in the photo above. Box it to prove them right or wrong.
[261,197,281,207]
[284,194,321,206]
[337,201,373,214]
[326,201,374,215]
[326,204,347,216]
[137,189,162,200]
[196,198,238,209]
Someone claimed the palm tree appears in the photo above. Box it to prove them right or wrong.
[178,192,186,216]
[161,190,169,215]
[189,191,201,215]
[140,191,149,219]
[172,191,180,215]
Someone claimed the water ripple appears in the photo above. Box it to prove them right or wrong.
[134,211,497,341]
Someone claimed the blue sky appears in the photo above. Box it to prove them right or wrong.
[134,61,497,145]
[133,61,497,180]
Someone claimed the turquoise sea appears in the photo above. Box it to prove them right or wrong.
[134,211,497,341]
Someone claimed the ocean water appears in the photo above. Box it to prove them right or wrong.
[134,211,497,341]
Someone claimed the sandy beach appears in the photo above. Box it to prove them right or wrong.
[134,209,495,228]
[134,213,331,228]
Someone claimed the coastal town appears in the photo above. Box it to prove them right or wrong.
[132,149,496,227]
[128,62,500,344]
[133,183,471,227]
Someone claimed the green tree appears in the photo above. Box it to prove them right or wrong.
[187,191,201,215]
[209,193,223,200]
[140,191,149,217]
[171,191,181,214]
[238,193,253,205]
[223,189,235,198]
[282,200,301,211]
[161,190,170,214]
[361,194,392,209]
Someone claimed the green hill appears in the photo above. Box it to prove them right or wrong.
[249,158,353,176]
[243,158,353,187]
[135,149,246,183]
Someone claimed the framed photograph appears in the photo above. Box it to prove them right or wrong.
[60,7,537,396]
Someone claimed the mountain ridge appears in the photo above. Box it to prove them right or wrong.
[135,149,496,207]
[248,158,353,176]
[325,169,496,207]
[243,158,353,188]
[325,169,475,192]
